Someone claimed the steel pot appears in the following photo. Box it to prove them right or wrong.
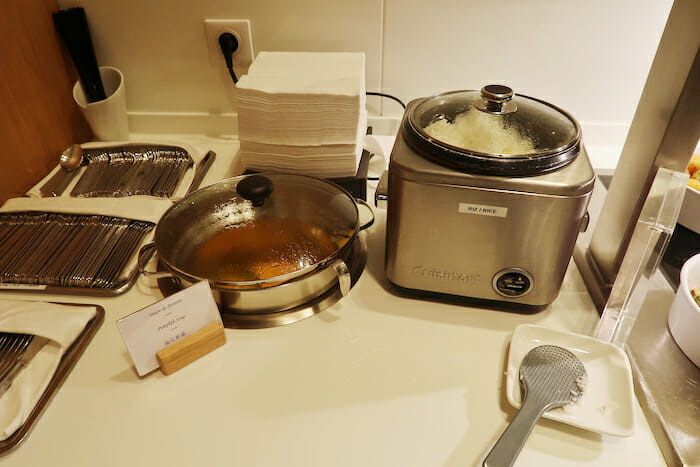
[139,173,374,313]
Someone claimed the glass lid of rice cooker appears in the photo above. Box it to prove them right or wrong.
[404,85,582,176]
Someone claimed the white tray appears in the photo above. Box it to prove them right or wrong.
[506,324,636,437]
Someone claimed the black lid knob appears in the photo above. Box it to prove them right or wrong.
[236,175,273,206]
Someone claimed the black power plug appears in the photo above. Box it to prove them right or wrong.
[218,32,239,84]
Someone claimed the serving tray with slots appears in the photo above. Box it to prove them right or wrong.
[69,144,193,198]
[0,212,155,296]
[0,304,104,456]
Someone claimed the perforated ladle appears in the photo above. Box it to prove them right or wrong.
[483,345,587,467]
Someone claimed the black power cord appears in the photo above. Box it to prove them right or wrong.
[366,91,406,109]
[218,32,239,84]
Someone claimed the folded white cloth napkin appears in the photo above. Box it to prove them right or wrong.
[27,139,209,200]
[0,300,96,440]
[0,196,173,224]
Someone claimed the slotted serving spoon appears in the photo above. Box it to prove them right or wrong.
[483,345,587,467]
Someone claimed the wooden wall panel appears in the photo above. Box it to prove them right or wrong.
[0,0,92,204]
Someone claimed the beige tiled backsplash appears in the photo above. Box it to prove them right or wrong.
[59,0,672,159]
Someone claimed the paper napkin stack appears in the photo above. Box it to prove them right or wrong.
[236,52,366,178]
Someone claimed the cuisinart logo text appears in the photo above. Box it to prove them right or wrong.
[413,266,481,284]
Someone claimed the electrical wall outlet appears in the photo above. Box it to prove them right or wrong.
[204,19,254,77]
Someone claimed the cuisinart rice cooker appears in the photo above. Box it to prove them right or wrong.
[380,85,595,306]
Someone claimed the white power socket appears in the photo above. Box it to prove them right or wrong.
[204,19,255,77]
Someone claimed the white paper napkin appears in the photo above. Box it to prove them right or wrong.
[0,300,96,440]
[239,111,366,177]
[240,141,362,177]
[27,139,210,200]
[235,52,366,147]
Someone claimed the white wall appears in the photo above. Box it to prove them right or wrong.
[58,0,673,166]
[56,0,384,114]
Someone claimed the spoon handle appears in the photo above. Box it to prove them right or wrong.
[39,170,68,197]
[186,150,216,196]
[53,169,80,196]
[482,396,549,467]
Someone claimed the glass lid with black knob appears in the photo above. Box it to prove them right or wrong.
[403,85,582,176]
[155,173,361,287]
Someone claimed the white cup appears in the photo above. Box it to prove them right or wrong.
[668,253,700,366]
[73,66,129,141]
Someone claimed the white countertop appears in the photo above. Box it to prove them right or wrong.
[0,135,665,466]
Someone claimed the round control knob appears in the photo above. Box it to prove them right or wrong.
[493,268,533,298]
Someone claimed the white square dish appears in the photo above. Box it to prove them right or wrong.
[668,253,700,366]
[506,324,636,437]
[678,185,700,234]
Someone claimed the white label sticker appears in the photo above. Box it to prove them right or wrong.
[117,281,222,376]
[458,203,508,218]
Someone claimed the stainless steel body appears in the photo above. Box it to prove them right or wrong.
[384,102,595,306]
[155,236,368,329]
[578,1,700,308]
[157,251,352,314]
[139,173,373,314]
[626,274,700,466]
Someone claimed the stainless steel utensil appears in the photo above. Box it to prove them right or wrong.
[53,145,84,195]
[0,212,154,291]
[39,145,83,197]
[0,335,49,399]
[70,144,194,198]
[0,334,32,381]
[185,150,216,195]
[483,345,587,467]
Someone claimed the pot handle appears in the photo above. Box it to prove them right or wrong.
[137,242,174,279]
[356,198,375,231]
[374,170,388,209]
[331,259,351,296]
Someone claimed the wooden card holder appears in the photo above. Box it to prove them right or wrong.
[156,322,226,375]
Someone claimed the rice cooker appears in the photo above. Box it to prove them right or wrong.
[378,85,595,306]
